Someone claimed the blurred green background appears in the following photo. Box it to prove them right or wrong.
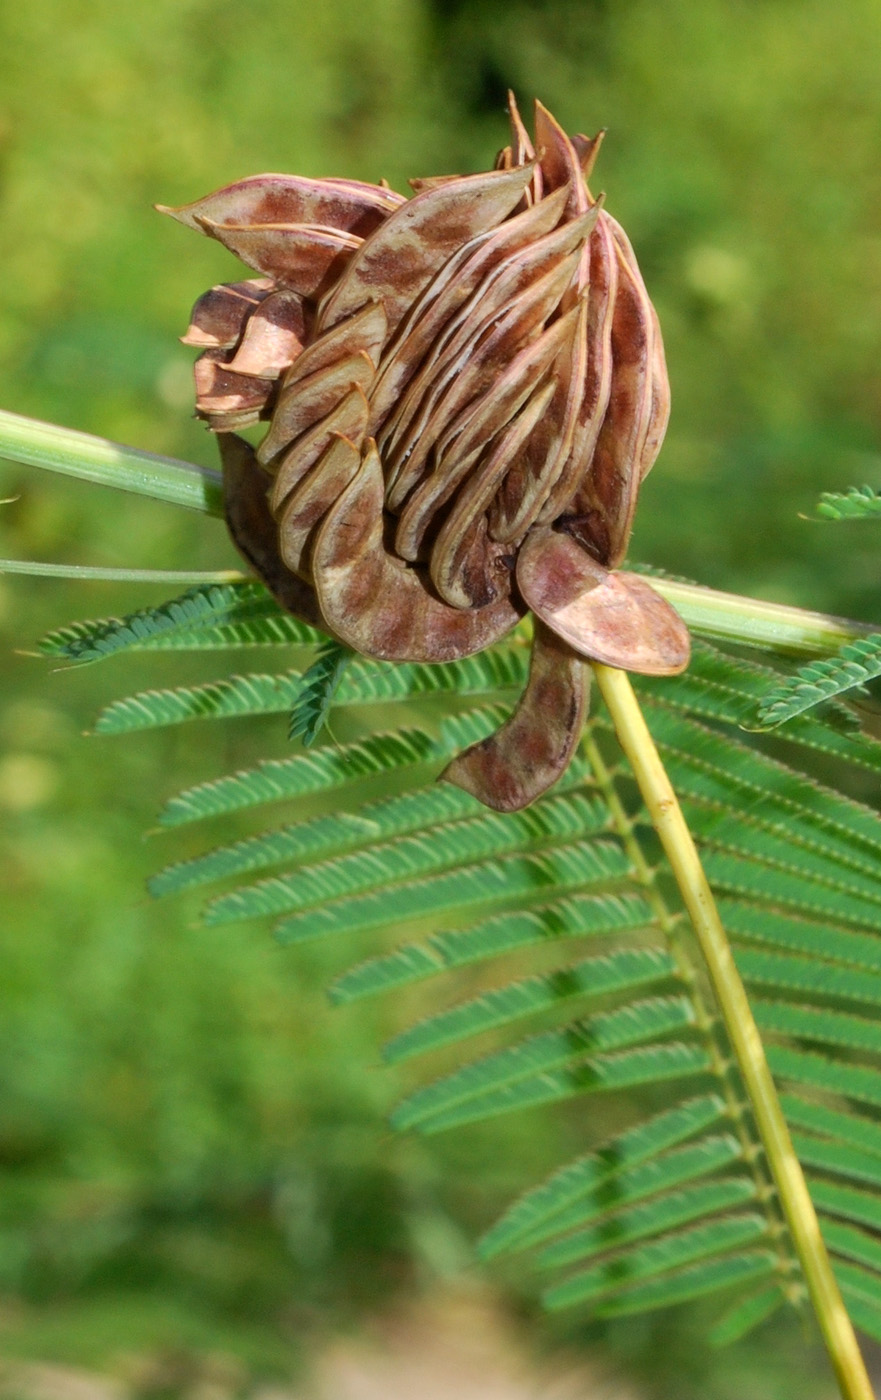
[1,2,881,1396]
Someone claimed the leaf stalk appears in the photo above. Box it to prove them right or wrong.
[593,661,875,1400]
[0,409,223,515]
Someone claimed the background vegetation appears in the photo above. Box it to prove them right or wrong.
[1,2,881,1396]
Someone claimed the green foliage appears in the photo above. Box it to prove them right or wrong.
[287,640,352,745]
[756,635,881,729]
[816,488,881,523]
[49,580,881,1351]
[38,581,321,659]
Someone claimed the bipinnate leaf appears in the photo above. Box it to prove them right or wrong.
[756,635,881,729]
[58,571,881,1348]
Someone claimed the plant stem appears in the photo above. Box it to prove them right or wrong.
[650,578,875,656]
[593,661,875,1400]
[0,559,243,583]
[0,409,223,515]
[1,410,877,656]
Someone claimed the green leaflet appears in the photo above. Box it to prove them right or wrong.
[502,1135,749,1255]
[591,1253,778,1318]
[811,1178,881,1235]
[391,997,696,1132]
[638,641,881,774]
[95,646,529,734]
[287,640,352,745]
[409,1043,712,1137]
[542,1214,769,1310]
[156,713,506,826]
[273,840,633,945]
[381,947,678,1064]
[329,894,656,1005]
[479,1097,728,1258]
[703,851,881,928]
[722,903,881,974]
[150,782,486,897]
[823,1221,881,1277]
[793,1133,881,1194]
[708,1285,786,1346]
[815,486,881,522]
[737,948,881,1008]
[756,636,881,730]
[535,1178,758,1270]
[96,668,307,732]
[780,1097,881,1162]
[202,791,609,925]
[39,580,319,659]
[753,1000,881,1056]
[768,1047,881,1111]
[642,706,881,868]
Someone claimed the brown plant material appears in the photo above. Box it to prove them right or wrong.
[162,95,689,810]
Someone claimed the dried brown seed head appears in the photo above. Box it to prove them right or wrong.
[164,96,688,810]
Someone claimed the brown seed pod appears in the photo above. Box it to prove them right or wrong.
[161,94,689,811]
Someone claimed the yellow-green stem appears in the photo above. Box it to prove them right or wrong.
[0,409,223,515]
[592,661,875,1400]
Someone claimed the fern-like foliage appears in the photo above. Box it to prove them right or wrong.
[41,582,881,1346]
[39,580,319,659]
[287,640,352,745]
[755,635,881,729]
[816,487,881,522]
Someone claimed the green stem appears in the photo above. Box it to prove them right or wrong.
[0,559,243,583]
[593,661,875,1400]
[0,409,223,515]
[1,410,877,656]
[651,578,875,656]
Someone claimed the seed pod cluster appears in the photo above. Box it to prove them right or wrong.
[162,95,689,809]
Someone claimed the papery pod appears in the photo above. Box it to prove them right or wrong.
[164,95,689,811]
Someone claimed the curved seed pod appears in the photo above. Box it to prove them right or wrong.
[317,164,536,335]
[486,295,589,544]
[257,302,387,467]
[157,173,402,238]
[367,185,569,433]
[282,302,388,392]
[390,264,584,542]
[312,442,521,662]
[534,100,590,222]
[516,527,690,675]
[277,432,362,580]
[193,351,275,430]
[224,290,308,378]
[269,385,370,513]
[441,621,588,811]
[529,210,618,531]
[556,235,659,567]
[220,433,322,628]
[394,301,583,562]
[505,90,543,205]
[429,378,557,609]
[169,96,684,808]
[181,279,275,349]
[380,206,594,496]
[198,219,362,298]
[262,352,376,470]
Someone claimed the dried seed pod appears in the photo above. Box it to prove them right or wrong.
[163,95,689,811]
